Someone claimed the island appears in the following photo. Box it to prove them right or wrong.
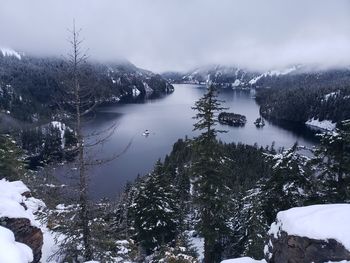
[218,112,247,126]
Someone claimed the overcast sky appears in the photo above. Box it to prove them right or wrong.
[1,0,350,72]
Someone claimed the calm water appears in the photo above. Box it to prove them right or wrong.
[58,84,318,200]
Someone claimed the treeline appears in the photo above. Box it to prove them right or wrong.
[255,70,350,123]
[112,121,350,262]
[108,87,350,263]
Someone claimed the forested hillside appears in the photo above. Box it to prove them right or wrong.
[0,51,173,124]
[255,70,350,125]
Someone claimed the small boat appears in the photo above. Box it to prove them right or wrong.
[142,129,150,136]
[254,117,265,127]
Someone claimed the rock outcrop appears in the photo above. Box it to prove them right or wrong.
[0,179,45,263]
[0,217,43,263]
[265,230,350,263]
[264,204,350,263]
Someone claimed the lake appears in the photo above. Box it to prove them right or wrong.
[58,84,318,200]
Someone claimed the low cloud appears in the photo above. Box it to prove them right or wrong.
[1,0,349,72]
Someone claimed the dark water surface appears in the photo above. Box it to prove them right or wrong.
[58,84,318,200]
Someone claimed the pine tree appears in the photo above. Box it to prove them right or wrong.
[0,134,25,180]
[314,120,350,202]
[263,143,314,223]
[133,160,179,254]
[191,84,230,263]
[234,183,268,259]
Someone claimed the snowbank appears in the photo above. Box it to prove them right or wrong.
[0,179,45,226]
[221,257,266,263]
[305,118,336,131]
[0,226,33,263]
[269,204,350,251]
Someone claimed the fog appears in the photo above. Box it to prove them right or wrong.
[1,0,350,72]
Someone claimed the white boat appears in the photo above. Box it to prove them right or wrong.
[142,129,150,136]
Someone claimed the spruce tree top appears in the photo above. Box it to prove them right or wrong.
[192,84,227,142]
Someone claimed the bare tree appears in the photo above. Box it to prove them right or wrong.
[67,20,93,260]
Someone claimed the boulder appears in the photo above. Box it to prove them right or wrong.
[265,230,350,263]
[265,204,350,263]
[0,217,43,263]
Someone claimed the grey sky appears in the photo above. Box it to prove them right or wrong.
[0,0,350,72]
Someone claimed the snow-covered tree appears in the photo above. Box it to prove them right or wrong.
[133,160,180,254]
[313,120,350,202]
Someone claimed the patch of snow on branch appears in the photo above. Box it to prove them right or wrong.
[305,118,336,131]
[0,47,22,60]
[268,204,350,251]
[221,257,266,263]
[0,226,33,263]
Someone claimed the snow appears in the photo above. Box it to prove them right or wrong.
[188,233,204,261]
[232,79,241,87]
[323,91,340,101]
[132,86,141,96]
[268,204,350,251]
[249,66,298,85]
[0,179,64,263]
[0,226,33,263]
[50,121,72,148]
[0,179,40,226]
[221,257,266,263]
[0,47,22,60]
[305,118,336,131]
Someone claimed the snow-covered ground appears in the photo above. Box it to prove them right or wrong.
[249,65,298,85]
[0,47,22,60]
[305,118,336,131]
[269,204,350,251]
[221,257,266,263]
[0,179,60,263]
[0,226,33,263]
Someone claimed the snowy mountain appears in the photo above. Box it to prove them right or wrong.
[0,47,22,60]
[0,49,174,123]
[162,64,350,89]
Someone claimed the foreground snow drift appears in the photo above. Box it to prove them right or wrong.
[0,226,33,263]
[269,204,350,251]
[221,257,266,263]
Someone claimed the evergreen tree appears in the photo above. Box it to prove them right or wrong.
[0,134,25,180]
[233,183,268,259]
[314,120,350,202]
[263,144,314,223]
[133,160,180,254]
[191,84,230,263]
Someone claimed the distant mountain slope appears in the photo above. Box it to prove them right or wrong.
[162,64,350,89]
[0,49,174,123]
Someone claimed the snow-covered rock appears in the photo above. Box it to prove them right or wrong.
[305,118,336,131]
[0,226,33,263]
[265,204,350,263]
[221,257,266,263]
[0,179,46,262]
[269,204,350,251]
